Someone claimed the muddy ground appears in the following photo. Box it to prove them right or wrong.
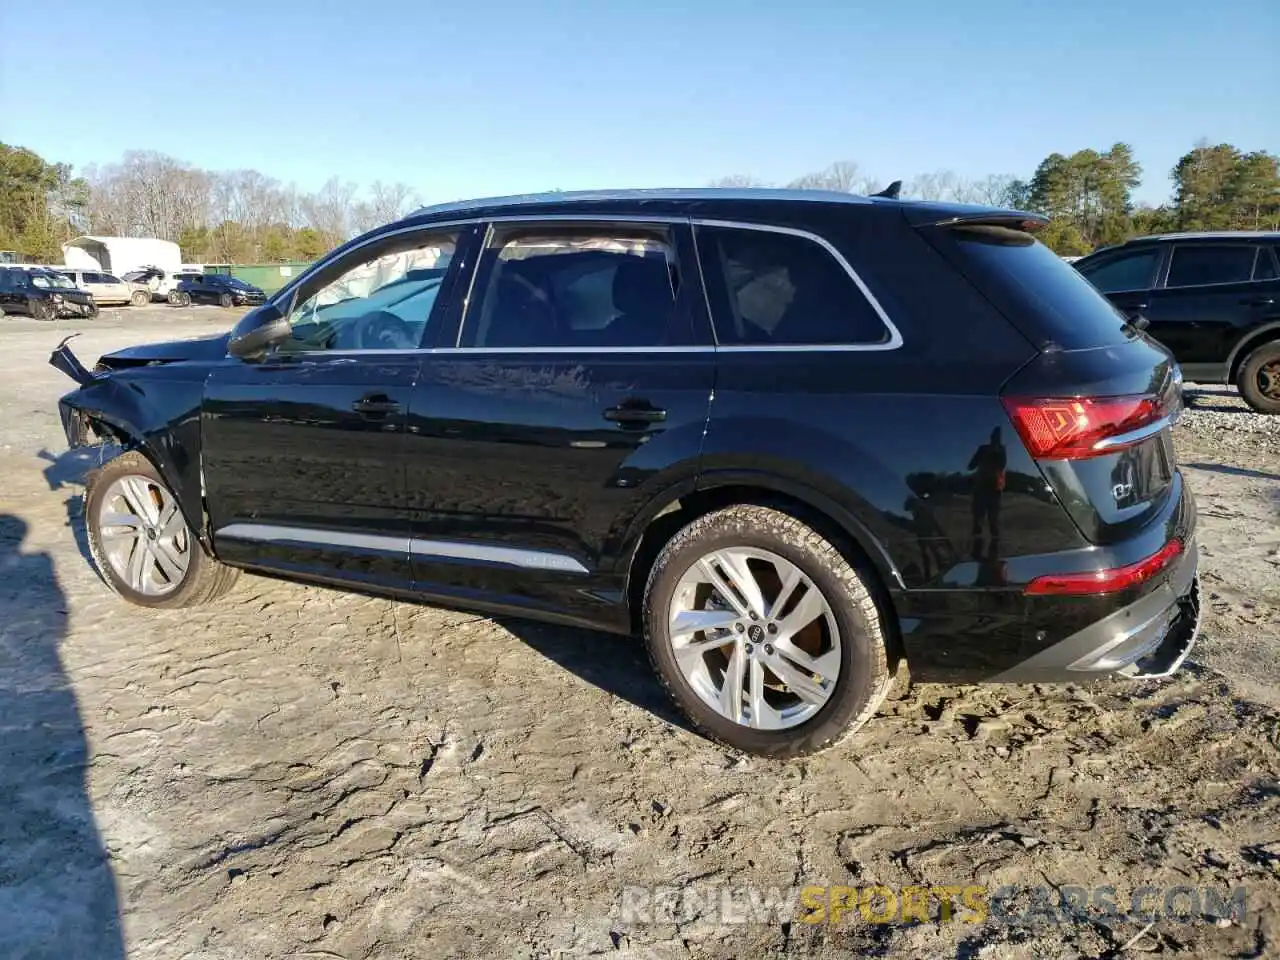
[0,306,1276,959]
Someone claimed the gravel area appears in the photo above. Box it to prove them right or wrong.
[0,310,1276,959]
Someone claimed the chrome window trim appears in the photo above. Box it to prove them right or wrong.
[270,213,906,356]
[215,523,589,574]
[690,218,903,351]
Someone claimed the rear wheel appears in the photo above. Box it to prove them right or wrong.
[1238,341,1280,414]
[84,451,239,608]
[218,292,233,308]
[642,505,892,758]
[131,289,150,306]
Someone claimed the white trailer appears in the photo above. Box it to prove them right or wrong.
[62,237,185,299]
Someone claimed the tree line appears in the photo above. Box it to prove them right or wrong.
[2,139,1277,265]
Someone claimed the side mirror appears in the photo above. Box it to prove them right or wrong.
[228,303,290,358]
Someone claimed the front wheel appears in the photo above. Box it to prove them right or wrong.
[30,300,53,321]
[642,505,892,758]
[218,292,233,308]
[85,301,99,319]
[1237,341,1280,414]
[84,451,239,608]
[131,289,150,306]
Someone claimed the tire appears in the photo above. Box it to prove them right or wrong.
[30,300,53,321]
[219,292,233,308]
[642,504,892,758]
[131,289,150,307]
[1236,341,1280,414]
[84,450,239,609]
[85,301,99,320]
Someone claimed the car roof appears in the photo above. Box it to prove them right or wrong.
[397,187,1037,229]
[1127,231,1280,244]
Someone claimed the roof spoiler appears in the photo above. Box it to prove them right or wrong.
[871,180,902,199]
[906,208,1050,230]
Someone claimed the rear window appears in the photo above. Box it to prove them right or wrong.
[928,224,1138,349]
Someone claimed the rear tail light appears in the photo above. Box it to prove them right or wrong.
[1001,394,1167,460]
[1024,538,1183,596]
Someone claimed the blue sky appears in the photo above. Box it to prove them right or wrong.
[2,0,1276,206]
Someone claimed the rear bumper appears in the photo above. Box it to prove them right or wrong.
[991,539,1200,681]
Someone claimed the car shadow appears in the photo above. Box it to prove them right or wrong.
[494,618,694,733]
[1183,461,1280,483]
[37,446,119,571]
[0,514,125,958]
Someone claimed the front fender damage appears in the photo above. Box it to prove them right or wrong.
[51,337,212,552]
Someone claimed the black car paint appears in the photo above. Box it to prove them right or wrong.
[1074,233,1280,384]
[54,192,1194,681]
[178,274,267,306]
[0,267,96,317]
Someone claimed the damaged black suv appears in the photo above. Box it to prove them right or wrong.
[1,267,98,319]
[52,189,1200,758]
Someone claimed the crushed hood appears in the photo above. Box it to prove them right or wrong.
[100,333,231,367]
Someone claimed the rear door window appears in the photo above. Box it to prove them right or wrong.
[1166,245,1257,287]
[695,225,891,346]
[460,227,687,349]
[1077,248,1162,293]
[927,224,1138,349]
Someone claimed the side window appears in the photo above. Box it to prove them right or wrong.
[84,273,103,284]
[282,230,458,352]
[696,225,890,346]
[1253,247,1279,281]
[1166,245,1256,287]
[1078,248,1161,293]
[103,275,121,284]
[460,227,684,349]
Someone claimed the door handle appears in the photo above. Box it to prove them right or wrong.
[603,401,667,426]
[1241,297,1275,306]
[352,394,401,417]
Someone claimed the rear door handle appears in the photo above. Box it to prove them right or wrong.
[352,393,401,417]
[603,401,667,426]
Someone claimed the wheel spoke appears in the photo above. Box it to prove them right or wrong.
[670,607,740,641]
[708,549,767,618]
[767,563,805,620]
[122,477,159,524]
[100,511,143,534]
[152,539,187,583]
[767,654,832,706]
[696,556,750,618]
[157,499,184,538]
[718,640,746,722]
[748,659,766,729]
[775,584,825,641]
[125,538,150,591]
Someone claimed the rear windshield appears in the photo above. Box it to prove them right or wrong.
[928,224,1138,349]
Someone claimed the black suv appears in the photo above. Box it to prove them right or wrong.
[172,273,267,308]
[0,267,97,319]
[1074,232,1280,412]
[51,189,1199,757]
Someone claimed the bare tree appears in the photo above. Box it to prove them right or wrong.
[85,151,209,241]
[708,174,772,188]
[351,181,420,234]
[788,160,880,194]
[300,178,358,245]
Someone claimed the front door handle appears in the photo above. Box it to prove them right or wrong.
[1241,297,1276,306]
[603,400,667,426]
[352,394,401,417]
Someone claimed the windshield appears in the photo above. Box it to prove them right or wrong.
[30,271,76,290]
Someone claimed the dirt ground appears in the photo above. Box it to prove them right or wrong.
[0,306,1276,960]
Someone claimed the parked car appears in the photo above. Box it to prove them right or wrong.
[121,266,185,302]
[170,273,266,308]
[0,266,97,319]
[51,188,1199,757]
[60,268,150,306]
[1074,232,1280,413]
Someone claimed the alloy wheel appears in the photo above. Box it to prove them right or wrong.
[96,474,191,596]
[667,546,841,730]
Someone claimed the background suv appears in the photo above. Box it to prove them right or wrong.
[60,268,150,307]
[0,266,97,319]
[1075,232,1280,412]
[171,273,266,308]
[53,189,1200,758]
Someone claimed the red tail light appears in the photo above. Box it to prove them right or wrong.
[1001,394,1166,460]
[1024,538,1183,596]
